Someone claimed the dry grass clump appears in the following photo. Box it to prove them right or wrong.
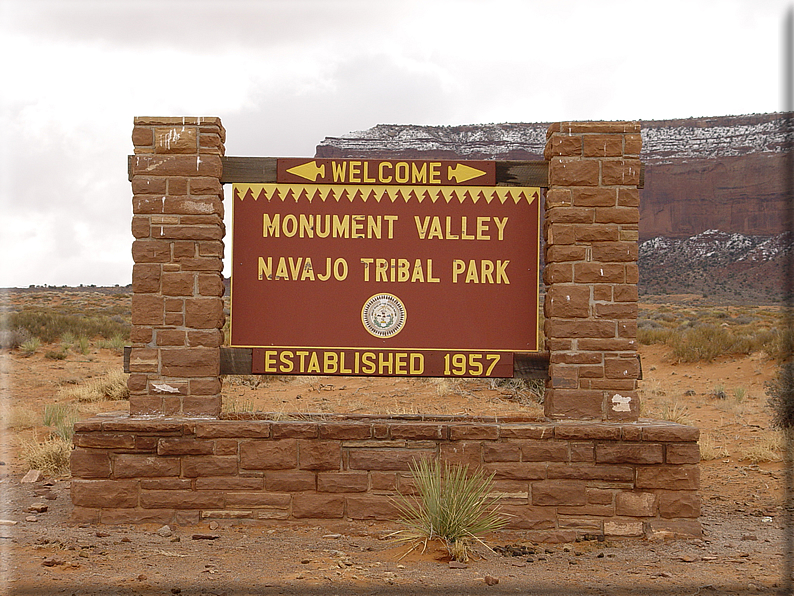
[0,406,40,430]
[699,431,730,461]
[59,369,129,402]
[0,328,31,349]
[391,459,506,562]
[744,430,786,464]
[21,436,72,476]
[641,396,691,425]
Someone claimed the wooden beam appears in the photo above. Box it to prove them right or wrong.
[128,156,642,189]
[125,347,550,379]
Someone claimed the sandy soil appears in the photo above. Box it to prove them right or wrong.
[0,291,790,595]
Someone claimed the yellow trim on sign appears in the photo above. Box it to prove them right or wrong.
[233,184,540,206]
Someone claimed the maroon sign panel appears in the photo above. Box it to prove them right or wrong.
[231,158,540,378]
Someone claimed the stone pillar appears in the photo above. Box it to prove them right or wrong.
[542,122,642,421]
[127,117,226,417]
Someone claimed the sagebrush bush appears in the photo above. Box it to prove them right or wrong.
[1,309,129,344]
[391,459,506,562]
[766,363,794,429]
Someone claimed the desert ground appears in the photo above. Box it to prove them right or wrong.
[0,288,790,595]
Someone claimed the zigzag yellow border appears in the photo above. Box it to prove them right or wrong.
[233,184,540,205]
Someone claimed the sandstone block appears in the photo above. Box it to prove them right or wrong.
[666,443,700,464]
[545,319,615,339]
[189,177,223,195]
[131,239,171,262]
[448,424,499,441]
[225,492,291,509]
[439,442,482,468]
[582,135,624,158]
[484,462,546,480]
[659,491,700,518]
[113,455,181,478]
[184,298,224,329]
[531,480,587,506]
[161,272,195,296]
[101,509,175,525]
[573,224,620,242]
[572,187,617,207]
[546,245,587,262]
[157,438,214,456]
[648,519,702,539]
[544,135,583,158]
[573,263,625,284]
[140,490,224,509]
[345,495,397,520]
[482,443,521,462]
[544,188,573,208]
[604,357,641,380]
[595,207,640,224]
[198,274,224,297]
[604,520,644,537]
[317,472,369,493]
[154,126,198,154]
[499,425,553,440]
[591,242,638,262]
[131,177,166,195]
[546,223,576,244]
[74,433,136,450]
[543,263,573,284]
[160,347,219,377]
[195,477,263,490]
[318,422,372,440]
[636,465,699,490]
[615,491,657,517]
[549,158,599,186]
[388,423,446,440]
[240,439,297,469]
[181,456,237,477]
[140,478,193,490]
[70,450,111,478]
[188,330,224,347]
[71,480,139,508]
[596,443,663,465]
[131,295,164,326]
[546,463,634,482]
[544,390,604,420]
[347,448,434,471]
[520,441,569,462]
[298,440,341,470]
[265,470,316,492]
[642,424,699,442]
[545,285,590,319]
[197,421,270,438]
[271,422,319,438]
[546,206,595,224]
[155,329,187,346]
[601,159,641,186]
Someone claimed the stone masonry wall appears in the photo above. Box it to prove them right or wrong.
[71,415,701,540]
[543,122,642,421]
[128,116,227,417]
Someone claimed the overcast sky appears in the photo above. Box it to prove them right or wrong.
[0,0,791,288]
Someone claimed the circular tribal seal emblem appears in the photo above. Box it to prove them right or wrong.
[361,293,406,338]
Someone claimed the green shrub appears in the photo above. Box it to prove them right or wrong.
[391,459,506,562]
[20,337,41,355]
[43,403,78,441]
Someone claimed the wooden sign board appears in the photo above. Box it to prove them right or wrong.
[230,158,540,378]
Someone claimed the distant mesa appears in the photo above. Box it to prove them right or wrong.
[316,113,790,241]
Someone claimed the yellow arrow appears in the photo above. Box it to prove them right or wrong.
[448,163,486,183]
[286,161,326,182]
